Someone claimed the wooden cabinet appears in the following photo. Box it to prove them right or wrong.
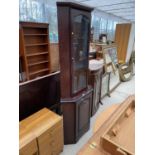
[19,129,38,155]
[19,22,51,81]
[57,2,93,98]
[19,108,64,155]
[61,87,92,144]
[88,68,103,116]
[57,2,93,144]
[37,122,63,155]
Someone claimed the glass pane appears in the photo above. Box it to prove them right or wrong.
[72,15,90,94]
[19,0,58,43]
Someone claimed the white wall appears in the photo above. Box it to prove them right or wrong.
[92,9,129,23]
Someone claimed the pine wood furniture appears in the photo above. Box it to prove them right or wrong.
[19,128,38,155]
[115,23,135,63]
[19,22,51,81]
[57,2,93,144]
[93,104,119,133]
[78,95,135,155]
[19,108,64,155]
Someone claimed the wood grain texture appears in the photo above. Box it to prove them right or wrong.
[19,108,64,155]
[49,43,60,72]
[88,68,103,116]
[115,24,131,63]
[93,104,119,133]
[57,2,93,144]
[77,95,135,155]
[19,22,51,81]
[19,72,61,121]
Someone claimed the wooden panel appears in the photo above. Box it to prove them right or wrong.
[24,35,48,44]
[115,24,131,63]
[19,108,64,155]
[49,43,60,72]
[61,87,93,144]
[121,24,131,62]
[93,104,119,133]
[78,97,90,133]
[38,121,63,155]
[26,45,48,54]
[19,72,61,121]
[78,95,135,155]
[19,138,38,155]
[23,27,48,34]
[88,68,102,116]
[77,143,110,155]
[115,24,122,62]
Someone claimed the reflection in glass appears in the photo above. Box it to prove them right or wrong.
[72,15,90,94]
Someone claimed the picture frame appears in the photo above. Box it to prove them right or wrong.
[108,47,118,65]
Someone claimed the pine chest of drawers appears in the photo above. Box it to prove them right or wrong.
[19,108,64,155]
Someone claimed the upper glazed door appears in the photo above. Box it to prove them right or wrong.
[70,8,90,95]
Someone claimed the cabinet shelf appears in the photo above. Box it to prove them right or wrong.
[25,43,48,47]
[26,52,48,57]
[24,34,48,36]
[20,22,51,81]
[28,60,49,67]
[29,68,49,76]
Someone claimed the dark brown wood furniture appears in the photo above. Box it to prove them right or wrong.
[57,2,93,144]
[19,22,51,81]
[88,66,103,116]
[19,71,61,121]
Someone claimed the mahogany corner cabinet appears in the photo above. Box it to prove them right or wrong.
[57,2,93,144]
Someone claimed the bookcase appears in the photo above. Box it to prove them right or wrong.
[19,22,51,81]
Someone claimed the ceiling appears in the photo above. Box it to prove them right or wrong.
[73,0,135,22]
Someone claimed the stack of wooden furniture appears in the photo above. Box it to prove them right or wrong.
[78,95,135,155]
[57,2,93,144]
[19,108,64,155]
[19,22,51,81]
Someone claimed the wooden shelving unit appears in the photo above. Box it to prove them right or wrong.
[19,22,51,81]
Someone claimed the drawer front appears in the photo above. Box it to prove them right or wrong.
[38,120,63,155]
[19,139,38,155]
